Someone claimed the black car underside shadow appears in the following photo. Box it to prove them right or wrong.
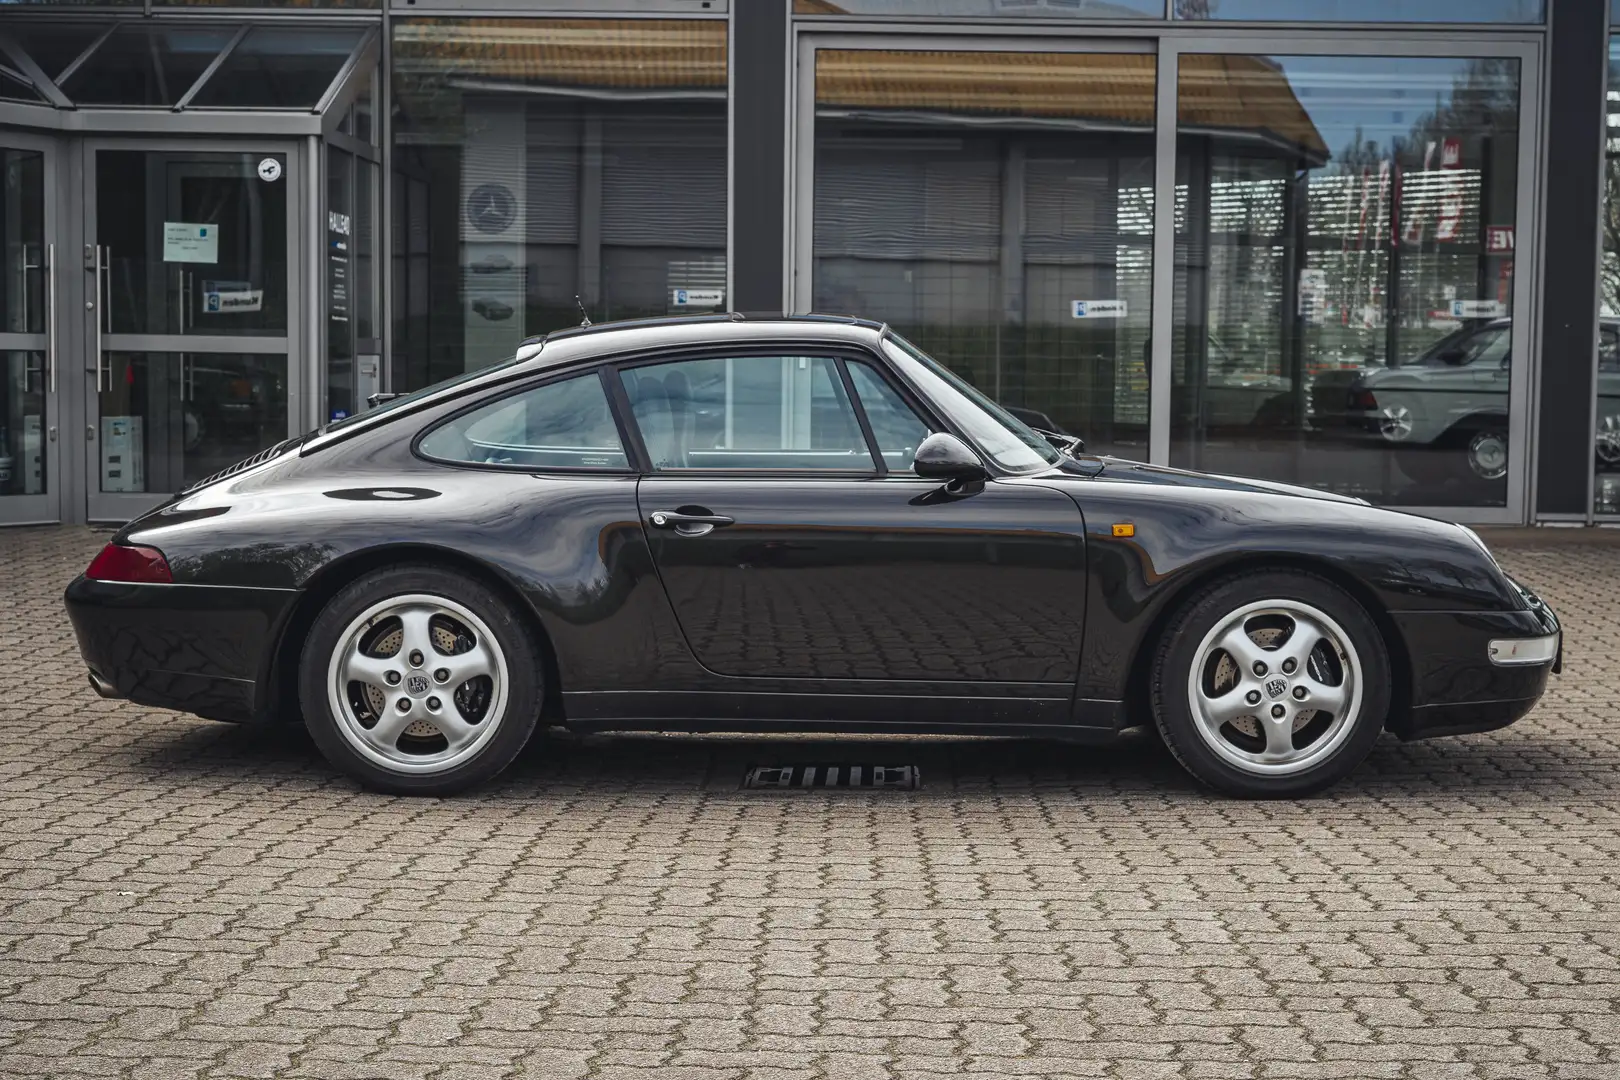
[96,719,1612,801]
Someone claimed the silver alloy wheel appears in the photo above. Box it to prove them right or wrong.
[325,593,510,775]
[1379,406,1413,441]
[1185,599,1363,777]
[1467,430,1509,481]
[1597,415,1620,468]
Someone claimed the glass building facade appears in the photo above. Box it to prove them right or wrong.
[0,0,1612,526]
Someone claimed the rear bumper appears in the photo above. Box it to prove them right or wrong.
[64,576,297,723]
[1389,582,1560,741]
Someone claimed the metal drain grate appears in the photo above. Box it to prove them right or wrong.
[741,764,919,790]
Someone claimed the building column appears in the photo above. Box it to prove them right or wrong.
[729,0,790,316]
[1536,0,1609,518]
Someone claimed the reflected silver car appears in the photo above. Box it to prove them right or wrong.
[1348,318,1620,488]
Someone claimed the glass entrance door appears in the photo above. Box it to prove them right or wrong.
[0,134,61,526]
[84,142,300,521]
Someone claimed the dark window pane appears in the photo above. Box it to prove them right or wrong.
[328,148,354,424]
[190,28,365,109]
[0,150,45,334]
[157,0,378,8]
[0,352,49,499]
[98,353,287,492]
[391,18,726,389]
[3,20,108,83]
[96,149,289,336]
[0,66,44,104]
[1173,55,1522,508]
[795,0,1161,17]
[61,25,233,107]
[1174,0,1541,21]
[419,373,626,470]
[812,49,1155,460]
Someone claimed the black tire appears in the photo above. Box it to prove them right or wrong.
[298,564,545,795]
[1149,569,1391,798]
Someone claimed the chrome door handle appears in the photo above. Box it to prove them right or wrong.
[90,245,108,393]
[648,510,735,532]
[45,243,56,394]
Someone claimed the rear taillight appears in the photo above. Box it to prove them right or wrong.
[85,543,173,584]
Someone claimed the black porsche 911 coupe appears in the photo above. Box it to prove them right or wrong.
[65,315,1562,798]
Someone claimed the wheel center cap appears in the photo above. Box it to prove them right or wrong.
[406,674,430,696]
[1264,677,1289,700]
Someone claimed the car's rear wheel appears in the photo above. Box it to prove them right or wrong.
[1150,570,1391,797]
[299,565,544,795]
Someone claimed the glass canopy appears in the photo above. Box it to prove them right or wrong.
[0,19,374,112]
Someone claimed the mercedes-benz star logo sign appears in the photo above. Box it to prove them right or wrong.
[466,182,517,234]
[1265,678,1288,700]
[407,675,429,696]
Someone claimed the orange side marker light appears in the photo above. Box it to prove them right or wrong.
[1112,523,1136,538]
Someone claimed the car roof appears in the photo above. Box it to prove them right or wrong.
[522,312,889,367]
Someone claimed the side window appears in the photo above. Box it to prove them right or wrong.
[621,355,872,471]
[418,372,628,470]
[847,360,933,472]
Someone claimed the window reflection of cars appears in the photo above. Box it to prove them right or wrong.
[472,298,515,322]
[182,363,284,455]
[1345,320,1515,490]
[1166,335,1299,431]
[1345,318,1620,490]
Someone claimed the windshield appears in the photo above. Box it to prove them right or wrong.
[319,356,524,435]
[881,333,1060,472]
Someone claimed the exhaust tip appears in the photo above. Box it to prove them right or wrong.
[88,671,122,699]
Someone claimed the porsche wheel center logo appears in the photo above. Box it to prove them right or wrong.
[1265,677,1288,700]
[406,674,430,696]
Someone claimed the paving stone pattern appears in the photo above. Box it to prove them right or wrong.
[2,525,1618,1079]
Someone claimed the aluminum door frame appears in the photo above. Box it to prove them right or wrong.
[79,136,306,523]
[0,128,63,526]
[790,28,1545,526]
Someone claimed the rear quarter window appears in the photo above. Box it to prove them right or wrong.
[417,372,629,470]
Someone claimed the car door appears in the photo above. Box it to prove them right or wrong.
[618,349,1089,688]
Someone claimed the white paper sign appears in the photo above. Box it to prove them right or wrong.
[202,287,263,314]
[1451,300,1508,319]
[163,222,218,264]
[673,288,724,307]
[257,158,282,183]
[1072,299,1128,320]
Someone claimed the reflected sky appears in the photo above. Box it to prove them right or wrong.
[1246,56,1517,162]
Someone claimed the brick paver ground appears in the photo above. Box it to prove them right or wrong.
[2,524,1618,1080]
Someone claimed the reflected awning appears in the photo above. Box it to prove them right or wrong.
[391,18,727,100]
[1178,55,1331,161]
[814,50,1327,160]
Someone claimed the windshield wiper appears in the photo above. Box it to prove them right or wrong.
[1031,427,1085,458]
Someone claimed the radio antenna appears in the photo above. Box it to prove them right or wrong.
[575,295,592,328]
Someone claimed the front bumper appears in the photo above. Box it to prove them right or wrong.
[1389,579,1560,741]
[64,576,298,723]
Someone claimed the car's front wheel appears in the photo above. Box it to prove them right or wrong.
[298,565,544,795]
[1150,571,1391,797]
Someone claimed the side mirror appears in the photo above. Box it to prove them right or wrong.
[1438,349,1469,366]
[914,432,988,489]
